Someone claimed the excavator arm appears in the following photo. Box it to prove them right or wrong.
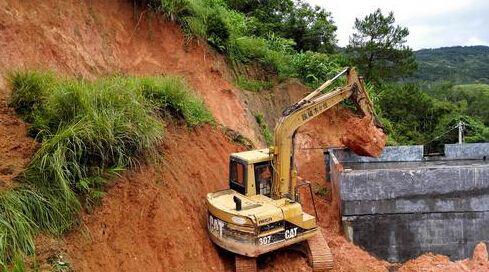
[270,67,377,199]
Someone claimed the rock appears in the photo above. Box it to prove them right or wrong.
[472,242,488,262]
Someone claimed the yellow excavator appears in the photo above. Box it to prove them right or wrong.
[206,67,377,271]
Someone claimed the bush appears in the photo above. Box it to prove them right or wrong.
[3,71,213,263]
[138,76,214,126]
[372,82,489,148]
[7,71,55,123]
[206,11,230,52]
[291,52,343,88]
[137,0,343,87]
[432,114,489,145]
[160,0,193,21]
[228,36,295,78]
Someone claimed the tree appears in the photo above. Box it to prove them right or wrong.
[347,9,417,82]
[283,1,337,53]
[225,0,337,53]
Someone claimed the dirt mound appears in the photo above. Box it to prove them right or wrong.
[399,242,489,272]
[473,242,489,262]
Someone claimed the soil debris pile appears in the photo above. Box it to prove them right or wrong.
[399,242,489,272]
[340,116,386,157]
[473,242,489,263]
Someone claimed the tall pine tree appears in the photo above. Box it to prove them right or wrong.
[347,9,417,83]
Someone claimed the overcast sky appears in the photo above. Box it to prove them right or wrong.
[306,0,489,50]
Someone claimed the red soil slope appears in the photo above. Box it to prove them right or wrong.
[0,0,261,145]
[61,124,241,272]
[0,88,36,188]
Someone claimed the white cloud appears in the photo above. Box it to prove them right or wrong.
[306,0,489,49]
[465,37,489,46]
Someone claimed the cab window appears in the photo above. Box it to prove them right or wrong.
[255,162,272,197]
[230,160,246,194]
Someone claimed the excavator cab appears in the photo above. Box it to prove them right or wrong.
[229,149,273,198]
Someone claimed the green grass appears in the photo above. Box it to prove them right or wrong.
[254,113,273,146]
[315,186,330,198]
[1,71,213,264]
[139,76,214,126]
[235,76,272,92]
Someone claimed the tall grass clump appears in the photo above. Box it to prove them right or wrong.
[138,76,214,126]
[2,71,213,264]
[7,71,55,123]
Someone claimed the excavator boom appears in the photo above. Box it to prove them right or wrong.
[271,67,376,199]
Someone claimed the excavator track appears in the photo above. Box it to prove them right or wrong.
[235,255,257,272]
[306,231,334,271]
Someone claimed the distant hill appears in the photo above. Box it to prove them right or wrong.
[411,46,489,83]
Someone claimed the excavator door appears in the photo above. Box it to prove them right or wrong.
[254,161,272,197]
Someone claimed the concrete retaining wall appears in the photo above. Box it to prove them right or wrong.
[343,212,489,262]
[327,144,489,262]
[444,143,489,160]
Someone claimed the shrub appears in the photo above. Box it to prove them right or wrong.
[160,0,193,21]
[136,0,343,87]
[228,36,294,78]
[206,11,230,52]
[7,71,55,123]
[432,114,489,145]
[291,52,343,88]
[138,76,214,126]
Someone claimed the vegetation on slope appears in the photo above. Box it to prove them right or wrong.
[135,0,489,148]
[426,82,489,126]
[135,0,344,87]
[235,76,272,92]
[254,113,273,146]
[1,71,212,265]
[411,46,489,84]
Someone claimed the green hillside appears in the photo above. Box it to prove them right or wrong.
[427,83,489,125]
[412,46,489,83]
